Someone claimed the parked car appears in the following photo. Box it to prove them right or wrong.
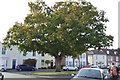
[63,66,78,71]
[80,65,91,69]
[0,65,7,72]
[100,65,108,69]
[90,65,100,68]
[117,65,120,71]
[71,68,111,80]
[16,64,36,71]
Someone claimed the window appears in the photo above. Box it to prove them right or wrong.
[42,53,44,56]
[80,55,82,58]
[2,47,6,55]
[83,62,85,66]
[96,55,97,60]
[96,62,98,65]
[103,56,104,59]
[41,60,44,65]
[23,53,27,56]
[69,62,72,66]
[107,51,109,54]
[114,51,116,55]
[33,52,36,56]
[116,57,119,61]
[108,56,110,61]
[66,61,68,65]
[83,54,85,58]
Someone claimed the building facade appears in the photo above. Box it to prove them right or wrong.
[87,50,107,66]
[64,49,120,68]
[0,42,55,69]
[87,49,120,66]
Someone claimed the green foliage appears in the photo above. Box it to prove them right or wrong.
[3,0,113,71]
[45,60,51,65]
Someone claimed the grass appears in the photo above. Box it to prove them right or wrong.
[33,71,77,75]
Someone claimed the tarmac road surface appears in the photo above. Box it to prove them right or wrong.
[0,72,71,80]
[1,72,37,80]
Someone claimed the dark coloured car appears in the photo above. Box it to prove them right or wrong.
[16,64,36,71]
[71,68,111,80]
[117,65,120,71]
[100,65,108,69]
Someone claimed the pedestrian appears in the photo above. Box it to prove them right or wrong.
[109,62,119,80]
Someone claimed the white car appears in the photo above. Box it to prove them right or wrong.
[0,65,7,72]
[63,66,78,71]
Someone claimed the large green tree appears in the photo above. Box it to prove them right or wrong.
[3,0,113,72]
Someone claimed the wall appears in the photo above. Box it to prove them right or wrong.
[0,43,55,69]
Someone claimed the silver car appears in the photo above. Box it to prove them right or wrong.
[71,68,111,80]
[0,65,7,72]
[63,66,78,71]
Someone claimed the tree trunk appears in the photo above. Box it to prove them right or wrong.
[73,57,75,66]
[55,56,62,72]
[77,54,80,68]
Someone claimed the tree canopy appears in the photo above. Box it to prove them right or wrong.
[3,0,113,71]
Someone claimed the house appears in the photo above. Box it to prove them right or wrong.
[64,49,120,68]
[87,49,120,66]
[87,50,107,66]
[79,53,87,67]
[65,56,79,67]
[64,53,87,67]
[102,49,120,66]
[40,53,55,68]
[0,42,55,69]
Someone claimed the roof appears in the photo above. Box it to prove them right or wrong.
[87,49,119,56]
[79,68,103,72]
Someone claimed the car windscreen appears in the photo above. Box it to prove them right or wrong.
[76,69,102,79]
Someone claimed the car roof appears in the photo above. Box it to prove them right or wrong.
[80,68,103,72]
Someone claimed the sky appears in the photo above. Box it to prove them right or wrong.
[0,0,119,49]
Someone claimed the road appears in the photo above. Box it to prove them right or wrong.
[5,69,120,80]
[0,70,71,80]
[3,69,120,80]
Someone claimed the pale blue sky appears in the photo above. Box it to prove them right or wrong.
[0,0,118,48]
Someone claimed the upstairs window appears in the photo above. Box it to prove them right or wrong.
[2,47,6,55]
[33,51,36,56]
[41,60,44,65]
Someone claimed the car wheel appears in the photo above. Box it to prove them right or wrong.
[1,68,5,72]
[67,68,69,71]
[19,69,22,71]
[75,68,78,71]
[32,68,35,71]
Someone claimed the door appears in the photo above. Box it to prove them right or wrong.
[12,59,16,69]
